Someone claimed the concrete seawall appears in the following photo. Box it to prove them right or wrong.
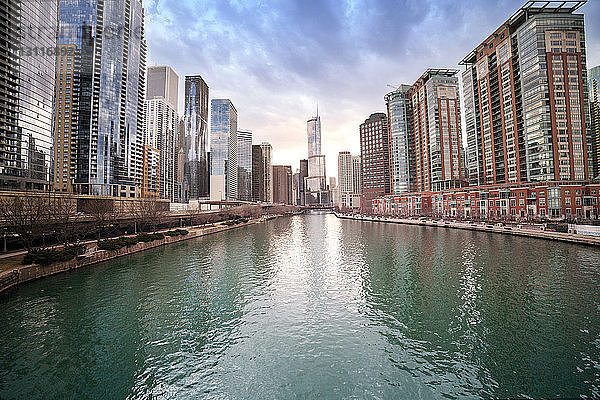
[335,213,600,247]
[0,219,267,295]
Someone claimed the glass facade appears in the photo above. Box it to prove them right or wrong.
[237,130,252,202]
[385,84,414,194]
[183,75,209,200]
[210,99,238,199]
[588,65,600,178]
[58,0,146,196]
[0,0,57,191]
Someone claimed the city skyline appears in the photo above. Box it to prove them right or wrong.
[145,0,600,174]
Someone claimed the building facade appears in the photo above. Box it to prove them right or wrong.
[210,99,238,200]
[305,113,329,205]
[182,75,209,201]
[1,0,57,192]
[272,165,293,204]
[461,1,591,185]
[410,69,464,192]
[337,152,361,209]
[57,0,147,197]
[359,113,391,211]
[589,65,600,179]
[251,143,273,203]
[297,159,308,206]
[144,66,179,201]
[385,85,415,194]
[237,130,253,202]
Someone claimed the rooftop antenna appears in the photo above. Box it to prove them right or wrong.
[316,102,319,118]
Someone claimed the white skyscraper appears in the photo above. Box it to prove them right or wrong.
[210,99,238,200]
[305,110,329,205]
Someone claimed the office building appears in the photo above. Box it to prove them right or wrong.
[210,99,238,200]
[297,159,308,206]
[359,113,391,211]
[237,130,253,201]
[590,65,600,178]
[57,0,147,197]
[385,85,415,194]
[461,1,591,184]
[273,165,293,204]
[182,75,209,201]
[305,112,330,205]
[251,143,273,203]
[337,152,361,210]
[410,69,464,192]
[144,66,179,200]
[1,0,57,191]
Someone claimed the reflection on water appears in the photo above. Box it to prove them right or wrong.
[1,213,600,399]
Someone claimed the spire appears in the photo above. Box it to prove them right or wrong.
[316,102,319,119]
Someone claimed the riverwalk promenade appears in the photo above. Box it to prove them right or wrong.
[0,216,278,295]
[335,213,600,247]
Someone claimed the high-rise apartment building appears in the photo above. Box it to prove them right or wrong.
[409,69,464,192]
[251,143,273,202]
[145,66,179,200]
[54,44,76,193]
[461,1,591,184]
[57,0,147,197]
[337,152,362,209]
[385,85,415,194]
[589,65,600,178]
[237,130,253,201]
[360,113,391,211]
[305,113,329,205]
[1,0,57,191]
[272,165,293,204]
[182,75,209,201]
[297,159,308,206]
[210,99,238,200]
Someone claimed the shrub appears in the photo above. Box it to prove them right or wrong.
[98,238,125,251]
[136,232,164,242]
[165,229,189,237]
[22,244,86,266]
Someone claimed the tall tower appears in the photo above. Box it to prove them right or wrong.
[409,69,464,192]
[144,66,179,200]
[589,65,600,179]
[210,99,238,200]
[359,113,391,211]
[183,75,209,200]
[305,108,329,205]
[461,1,591,186]
[57,0,147,197]
[1,0,57,192]
[237,130,253,201]
[385,84,415,194]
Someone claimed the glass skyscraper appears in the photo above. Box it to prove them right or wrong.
[182,75,209,200]
[210,99,238,200]
[0,0,57,191]
[385,85,415,194]
[589,65,600,179]
[57,0,147,197]
[237,130,252,202]
[305,112,329,205]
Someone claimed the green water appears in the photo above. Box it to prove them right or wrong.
[1,213,600,399]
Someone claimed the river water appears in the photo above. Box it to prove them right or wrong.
[1,213,600,399]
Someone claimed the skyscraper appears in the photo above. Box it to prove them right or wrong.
[210,99,238,200]
[360,113,391,211]
[182,75,209,200]
[410,69,464,192]
[589,65,600,179]
[461,1,591,184]
[297,159,308,206]
[57,0,147,197]
[237,130,253,201]
[1,0,57,191]
[272,165,293,204]
[385,84,415,194]
[337,152,362,210]
[305,112,329,205]
[251,143,273,202]
[144,66,179,200]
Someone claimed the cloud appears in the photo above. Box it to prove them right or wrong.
[145,0,600,176]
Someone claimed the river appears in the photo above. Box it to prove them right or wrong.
[1,213,599,399]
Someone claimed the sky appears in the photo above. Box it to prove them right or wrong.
[144,0,600,178]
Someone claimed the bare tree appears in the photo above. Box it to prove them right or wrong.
[49,196,78,246]
[132,199,167,233]
[0,195,53,250]
[82,198,115,240]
